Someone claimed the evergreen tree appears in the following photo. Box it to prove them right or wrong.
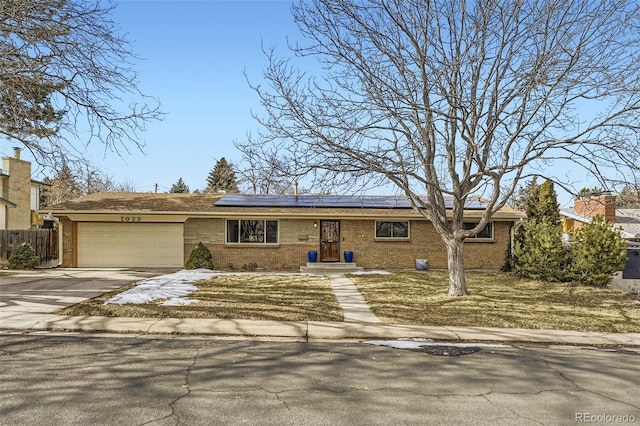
[570,216,627,286]
[205,157,238,193]
[170,177,190,194]
[527,180,561,224]
[41,165,83,207]
[513,179,568,280]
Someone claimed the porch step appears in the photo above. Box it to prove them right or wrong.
[300,262,364,274]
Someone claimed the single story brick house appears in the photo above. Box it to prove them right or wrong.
[39,192,523,270]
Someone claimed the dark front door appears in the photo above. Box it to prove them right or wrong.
[320,220,340,262]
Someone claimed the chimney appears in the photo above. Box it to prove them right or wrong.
[13,147,21,160]
[574,193,616,223]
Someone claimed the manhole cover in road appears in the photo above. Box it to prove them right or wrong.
[412,345,481,356]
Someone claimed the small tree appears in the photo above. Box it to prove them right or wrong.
[185,242,213,270]
[513,220,568,281]
[513,180,567,280]
[8,243,40,269]
[570,216,627,286]
[170,178,190,194]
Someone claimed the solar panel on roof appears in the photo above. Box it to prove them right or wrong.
[214,194,487,209]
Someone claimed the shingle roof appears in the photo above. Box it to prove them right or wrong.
[40,191,523,219]
[41,192,224,213]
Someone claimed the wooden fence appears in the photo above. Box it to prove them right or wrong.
[0,229,59,264]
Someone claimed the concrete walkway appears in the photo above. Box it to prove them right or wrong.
[326,273,380,323]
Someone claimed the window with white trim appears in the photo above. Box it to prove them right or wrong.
[375,221,410,239]
[462,222,493,239]
[226,219,278,243]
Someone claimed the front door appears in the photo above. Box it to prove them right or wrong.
[320,220,340,262]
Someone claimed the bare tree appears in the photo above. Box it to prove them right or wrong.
[242,0,640,295]
[0,0,161,168]
[236,135,297,194]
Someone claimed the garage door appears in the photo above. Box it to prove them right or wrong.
[77,222,184,267]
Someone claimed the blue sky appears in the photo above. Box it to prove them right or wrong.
[0,0,603,205]
[95,0,298,193]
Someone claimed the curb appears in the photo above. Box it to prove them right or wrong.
[2,313,640,346]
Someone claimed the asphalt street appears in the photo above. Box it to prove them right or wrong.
[1,333,639,426]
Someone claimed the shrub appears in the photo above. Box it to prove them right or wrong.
[8,242,40,269]
[185,242,213,269]
[569,216,627,286]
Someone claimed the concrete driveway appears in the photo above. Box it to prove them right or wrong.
[0,268,168,314]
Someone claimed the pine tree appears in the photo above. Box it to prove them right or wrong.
[527,180,561,224]
[570,216,627,286]
[205,158,239,193]
[513,179,568,280]
[41,165,83,207]
[170,177,190,194]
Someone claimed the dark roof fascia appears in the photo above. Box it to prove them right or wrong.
[0,196,17,208]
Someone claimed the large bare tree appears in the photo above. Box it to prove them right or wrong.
[242,0,640,295]
[0,0,161,168]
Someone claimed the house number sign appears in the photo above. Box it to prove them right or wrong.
[120,216,142,222]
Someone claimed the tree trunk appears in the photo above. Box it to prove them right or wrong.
[445,238,469,296]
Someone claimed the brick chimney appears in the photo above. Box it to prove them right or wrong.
[574,193,616,223]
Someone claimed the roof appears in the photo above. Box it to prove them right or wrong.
[40,192,523,220]
[0,196,17,208]
[41,192,225,213]
[214,194,488,209]
[560,207,640,239]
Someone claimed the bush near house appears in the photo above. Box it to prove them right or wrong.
[8,242,40,269]
[185,242,213,269]
[570,215,628,286]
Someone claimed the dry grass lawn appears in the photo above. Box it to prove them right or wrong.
[349,271,640,333]
[57,274,343,322]
[56,270,640,333]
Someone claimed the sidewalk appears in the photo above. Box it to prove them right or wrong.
[1,270,640,346]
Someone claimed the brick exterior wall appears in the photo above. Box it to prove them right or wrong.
[574,195,616,223]
[59,216,74,267]
[184,217,512,271]
[2,155,32,229]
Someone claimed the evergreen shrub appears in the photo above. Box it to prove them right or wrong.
[8,242,40,269]
[185,242,213,269]
[569,216,627,286]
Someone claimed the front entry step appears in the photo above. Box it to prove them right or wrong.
[300,262,364,274]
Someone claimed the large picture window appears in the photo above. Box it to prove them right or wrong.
[462,222,493,239]
[375,221,410,239]
[226,219,278,244]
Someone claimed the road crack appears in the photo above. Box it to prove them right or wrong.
[139,345,202,425]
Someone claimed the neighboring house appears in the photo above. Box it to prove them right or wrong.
[560,193,640,242]
[40,192,523,270]
[0,148,47,230]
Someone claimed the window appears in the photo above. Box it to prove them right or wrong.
[375,221,410,239]
[226,219,278,244]
[462,222,493,239]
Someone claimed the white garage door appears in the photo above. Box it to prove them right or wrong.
[77,222,184,267]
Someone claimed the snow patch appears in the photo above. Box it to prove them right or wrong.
[350,270,391,275]
[103,269,216,305]
[161,297,200,306]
